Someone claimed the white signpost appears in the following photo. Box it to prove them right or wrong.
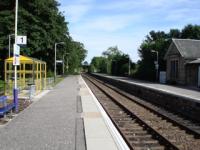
[13,0,27,113]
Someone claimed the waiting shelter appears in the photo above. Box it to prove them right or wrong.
[4,55,46,95]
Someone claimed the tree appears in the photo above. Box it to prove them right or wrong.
[0,0,87,78]
[102,46,122,58]
[181,24,200,39]
[111,54,131,76]
[90,46,135,76]
[68,41,87,73]
[90,57,107,73]
[102,46,123,74]
[136,31,168,80]
[135,24,200,81]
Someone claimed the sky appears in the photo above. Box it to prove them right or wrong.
[58,0,200,63]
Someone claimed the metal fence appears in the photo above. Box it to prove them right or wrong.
[46,77,54,89]
[0,77,55,96]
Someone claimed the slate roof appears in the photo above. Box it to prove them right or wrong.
[188,59,200,64]
[171,39,200,59]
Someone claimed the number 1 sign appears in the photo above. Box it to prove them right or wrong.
[17,36,27,45]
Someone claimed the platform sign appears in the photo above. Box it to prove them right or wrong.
[13,44,20,55]
[56,60,63,63]
[17,36,27,45]
[13,44,20,66]
[13,55,20,66]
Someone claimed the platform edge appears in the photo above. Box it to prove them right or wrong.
[80,75,130,150]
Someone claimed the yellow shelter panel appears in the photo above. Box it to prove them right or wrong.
[4,55,47,95]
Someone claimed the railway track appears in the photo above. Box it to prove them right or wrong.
[82,74,200,150]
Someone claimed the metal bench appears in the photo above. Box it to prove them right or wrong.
[0,96,15,116]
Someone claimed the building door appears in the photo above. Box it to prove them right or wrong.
[170,60,178,80]
[198,66,200,88]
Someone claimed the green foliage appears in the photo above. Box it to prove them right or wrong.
[0,0,87,79]
[90,46,135,76]
[47,71,54,77]
[102,46,122,59]
[135,24,200,81]
[111,54,128,76]
[90,56,107,73]
[0,80,4,93]
[181,24,200,39]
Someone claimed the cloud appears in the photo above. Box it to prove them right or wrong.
[98,0,198,13]
[70,30,146,63]
[77,14,141,32]
[59,0,95,23]
[58,0,94,5]
[60,4,91,23]
[58,0,200,62]
[165,8,200,22]
[98,0,169,11]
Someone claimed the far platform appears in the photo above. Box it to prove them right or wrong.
[94,73,200,102]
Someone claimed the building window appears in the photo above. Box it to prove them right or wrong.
[170,60,178,79]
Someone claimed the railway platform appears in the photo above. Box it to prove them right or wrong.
[95,73,200,102]
[0,76,124,150]
[92,73,200,122]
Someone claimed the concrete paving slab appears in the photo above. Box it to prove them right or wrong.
[87,139,119,150]
[81,95,99,112]
[84,118,114,138]
[79,76,118,150]
[0,76,85,150]
[82,112,101,118]
[79,89,90,96]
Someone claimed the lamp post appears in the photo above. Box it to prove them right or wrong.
[66,53,69,73]
[54,42,64,82]
[151,50,159,81]
[62,54,64,76]
[8,34,15,58]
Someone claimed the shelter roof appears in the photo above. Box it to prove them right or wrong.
[187,58,200,64]
[5,55,46,63]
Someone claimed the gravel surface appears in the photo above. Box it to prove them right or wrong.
[0,76,85,150]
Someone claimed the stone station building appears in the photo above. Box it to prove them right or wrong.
[164,39,200,87]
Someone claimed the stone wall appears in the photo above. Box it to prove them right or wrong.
[186,64,198,86]
[166,43,186,84]
[92,74,200,122]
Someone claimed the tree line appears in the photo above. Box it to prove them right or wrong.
[90,46,135,76]
[89,24,200,81]
[0,0,87,79]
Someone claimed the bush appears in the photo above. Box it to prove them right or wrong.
[47,71,54,77]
